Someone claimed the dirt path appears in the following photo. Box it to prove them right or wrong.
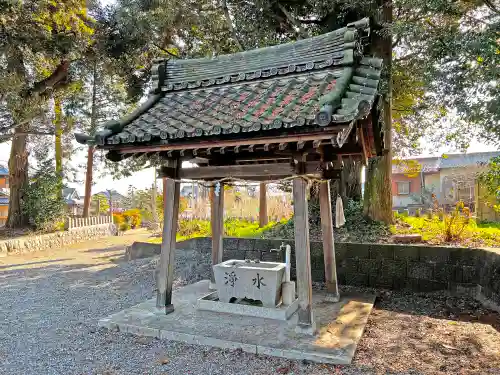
[0,229,152,271]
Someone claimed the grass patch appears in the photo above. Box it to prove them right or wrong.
[148,218,283,243]
[149,200,500,248]
[391,215,500,247]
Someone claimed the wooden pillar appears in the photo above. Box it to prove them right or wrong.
[319,180,340,302]
[210,183,224,288]
[293,177,316,334]
[156,174,180,314]
[259,182,268,227]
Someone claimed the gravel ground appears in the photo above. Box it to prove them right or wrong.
[0,235,499,375]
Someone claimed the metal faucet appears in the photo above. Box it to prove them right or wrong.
[270,242,292,282]
[270,242,287,253]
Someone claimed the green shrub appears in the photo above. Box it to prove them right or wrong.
[178,219,210,238]
[21,160,65,231]
[123,209,142,228]
[443,201,471,242]
[113,213,124,225]
[391,204,500,247]
[119,222,131,231]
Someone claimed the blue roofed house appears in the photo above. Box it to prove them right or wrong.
[63,188,84,216]
[392,151,500,221]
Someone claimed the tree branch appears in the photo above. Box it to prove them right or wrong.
[0,130,54,141]
[221,0,245,51]
[392,35,401,48]
[297,18,323,24]
[0,117,32,134]
[277,4,308,39]
[152,43,179,58]
[394,52,419,62]
[22,60,70,98]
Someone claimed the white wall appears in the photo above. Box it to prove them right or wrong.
[393,195,414,208]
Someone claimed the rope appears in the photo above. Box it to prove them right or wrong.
[166,174,329,187]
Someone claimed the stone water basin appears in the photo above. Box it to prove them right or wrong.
[213,259,286,307]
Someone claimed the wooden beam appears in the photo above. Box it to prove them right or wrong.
[319,181,340,302]
[156,175,180,314]
[173,162,322,180]
[210,183,224,288]
[106,131,343,154]
[259,183,268,227]
[293,177,316,334]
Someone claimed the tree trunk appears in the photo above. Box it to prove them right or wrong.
[6,130,29,228]
[54,97,63,199]
[364,0,393,223]
[83,61,99,217]
[82,146,94,217]
[363,157,393,222]
[343,158,362,201]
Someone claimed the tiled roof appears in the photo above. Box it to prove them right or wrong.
[439,151,500,169]
[392,151,500,174]
[392,157,440,174]
[95,190,126,201]
[62,187,77,201]
[75,18,383,149]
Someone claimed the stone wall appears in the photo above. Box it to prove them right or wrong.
[0,224,116,255]
[172,237,500,310]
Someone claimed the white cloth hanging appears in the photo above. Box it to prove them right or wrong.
[335,195,346,228]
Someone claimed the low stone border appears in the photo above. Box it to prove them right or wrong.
[132,237,500,312]
[0,224,116,256]
[125,241,162,261]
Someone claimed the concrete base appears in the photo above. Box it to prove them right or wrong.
[98,280,375,364]
[197,291,299,321]
[295,321,317,335]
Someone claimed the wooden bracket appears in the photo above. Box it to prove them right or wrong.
[158,159,180,179]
